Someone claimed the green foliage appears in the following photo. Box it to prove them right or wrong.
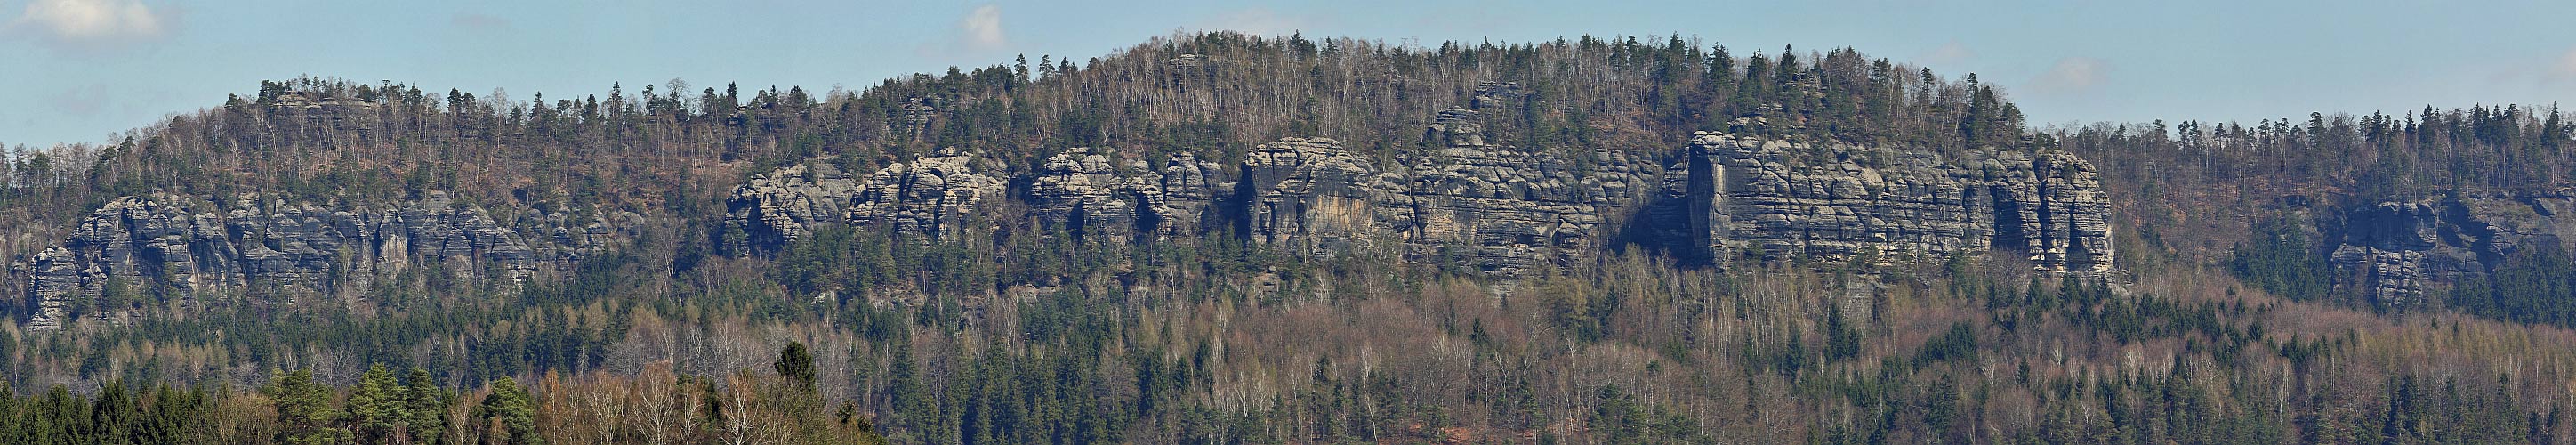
[2448,243,2576,328]
[4,31,2575,445]
[1825,308,1864,361]
[403,367,455,441]
[477,376,540,445]
[775,341,817,389]
[346,364,403,442]
[270,368,353,445]
[2228,218,2332,302]
[1912,321,1978,367]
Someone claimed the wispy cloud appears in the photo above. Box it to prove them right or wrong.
[2550,46,2576,81]
[962,4,1005,51]
[7,0,167,47]
[917,4,1006,58]
[1920,41,1973,67]
[2027,57,2109,95]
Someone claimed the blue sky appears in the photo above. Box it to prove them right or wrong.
[4,0,2573,147]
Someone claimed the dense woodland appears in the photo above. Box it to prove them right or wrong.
[2052,103,2576,316]
[0,31,2572,443]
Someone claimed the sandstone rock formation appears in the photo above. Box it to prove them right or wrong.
[727,161,860,250]
[14,191,628,329]
[727,150,1004,252]
[1155,152,1227,237]
[1026,148,1226,241]
[2330,192,2576,308]
[1651,132,2113,272]
[727,88,2115,280]
[729,131,2116,279]
[1236,137,1410,255]
[1397,142,1661,276]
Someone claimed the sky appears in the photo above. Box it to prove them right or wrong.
[4,0,2574,147]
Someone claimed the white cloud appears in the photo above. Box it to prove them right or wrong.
[962,4,1004,51]
[9,0,165,44]
[2027,57,2109,95]
[2551,46,2576,80]
[1920,41,1973,67]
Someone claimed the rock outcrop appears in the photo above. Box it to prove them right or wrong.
[1024,148,1228,241]
[1236,137,1411,255]
[2330,192,2576,308]
[730,133,2117,278]
[727,150,1004,252]
[849,150,1006,240]
[727,89,2115,279]
[1652,132,2113,272]
[727,162,860,251]
[731,132,2115,279]
[14,191,628,329]
[1397,143,1661,275]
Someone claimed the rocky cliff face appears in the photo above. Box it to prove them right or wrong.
[2330,192,2576,308]
[1646,133,2112,272]
[1397,142,1662,276]
[1026,148,1225,241]
[1234,137,1413,256]
[727,162,861,251]
[728,150,1006,251]
[849,150,1006,240]
[12,191,631,329]
[734,142,2113,279]
[724,90,2114,279]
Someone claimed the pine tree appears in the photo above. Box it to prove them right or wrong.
[346,364,403,442]
[776,341,818,389]
[270,368,353,445]
[479,376,541,445]
[403,367,453,442]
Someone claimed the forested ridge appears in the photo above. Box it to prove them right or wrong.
[0,31,2572,443]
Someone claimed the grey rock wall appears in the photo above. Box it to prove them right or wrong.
[727,150,1004,250]
[14,191,629,329]
[1652,133,2112,273]
[2330,192,2576,308]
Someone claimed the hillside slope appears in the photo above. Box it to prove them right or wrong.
[0,32,2571,443]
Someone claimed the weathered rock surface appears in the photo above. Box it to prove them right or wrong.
[1650,132,2113,273]
[2330,192,2576,308]
[849,150,1005,240]
[729,90,2113,279]
[1155,152,1226,237]
[15,191,628,329]
[1026,148,1226,241]
[1397,143,1661,275]
[727,162,860,250]
[731,132,2115,279]
[1236,137,1411,255]
[727,150,1004,251]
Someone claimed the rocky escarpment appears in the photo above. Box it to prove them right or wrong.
[731,133,2114,279]
[1025,148,1225,241]
[1234,81,1664,275]
[2330,192,2576,308]
[1234,137,1413,255]
[1644,133,2112,272]
[726,83,2113,279]
[727,162,861,250]
[736,143,2113,281]
[728,150,1006,251]
[12,191,632,329]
